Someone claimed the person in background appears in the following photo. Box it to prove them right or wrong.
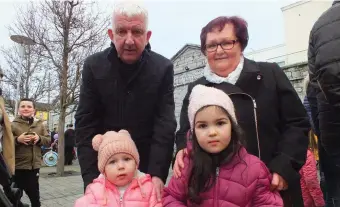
[308,1,340,205]
[11,98,50,207]
[299,131,325,207]
[64,124,75,165]
[0,68,14,177]
[303,74,328,203]
[50,128,57,145]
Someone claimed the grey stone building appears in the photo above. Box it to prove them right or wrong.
[171,44,308,130]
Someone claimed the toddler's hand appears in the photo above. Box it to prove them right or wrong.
[152,176,164,201]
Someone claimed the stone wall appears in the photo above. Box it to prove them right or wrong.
[172,46,308,129]
[281,62,309,99]
[172,44,205,74]
[174,67,205,127]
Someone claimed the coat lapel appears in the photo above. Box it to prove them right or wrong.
[235,58,263,98]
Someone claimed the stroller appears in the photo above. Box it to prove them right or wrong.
[0,153,29,207]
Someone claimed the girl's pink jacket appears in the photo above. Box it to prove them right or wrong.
[74,172,161,207]
[300,149,325,207]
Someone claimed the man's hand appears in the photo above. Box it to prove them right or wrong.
[173,149,187,178]
[32,132,40,145]
[152,176,164,202]
[271,173,288,191]
[17,133,31,145]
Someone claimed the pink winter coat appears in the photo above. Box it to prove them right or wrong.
[163,147,283,207]
[74,172,161,207]
[300,149,325,207]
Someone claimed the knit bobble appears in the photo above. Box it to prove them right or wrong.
[92,134,103,151]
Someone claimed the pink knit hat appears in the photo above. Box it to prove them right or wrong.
[92,130,139,174]
[188,85,237,131]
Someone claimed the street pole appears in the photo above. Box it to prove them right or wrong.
[14,45,25,116]
[47,72,51,128]
[10,35,35,116]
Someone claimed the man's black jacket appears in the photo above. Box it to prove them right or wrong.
[75,44,176,187]
[308,1,340,159]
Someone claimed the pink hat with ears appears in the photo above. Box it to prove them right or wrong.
[92,130,139,174]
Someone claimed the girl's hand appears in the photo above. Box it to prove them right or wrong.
[271,173,288,191]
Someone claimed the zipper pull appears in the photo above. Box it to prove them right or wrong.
[216,167,219,176]
[252,99,257,108]
[120,195,123,204]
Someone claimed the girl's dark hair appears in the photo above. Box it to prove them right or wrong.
[188,106,245,204]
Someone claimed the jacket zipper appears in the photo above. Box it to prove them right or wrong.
[228,92,261,159]
[214,167,220,207]
[31,144,34,169]
[118,183,133,207]
[119,195,123,207]
[29,127,34,169]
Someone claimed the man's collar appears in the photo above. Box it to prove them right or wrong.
[107,42,151,64]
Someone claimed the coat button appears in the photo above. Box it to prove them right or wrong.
[257,75,262,80]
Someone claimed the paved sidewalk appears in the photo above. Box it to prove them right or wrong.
[21,162,83,207]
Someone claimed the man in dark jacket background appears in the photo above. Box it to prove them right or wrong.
[64,124,75,165]
[75,2,176,200]
[308,1,340,205]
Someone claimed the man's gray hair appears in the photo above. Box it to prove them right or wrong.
[112,1,149,29]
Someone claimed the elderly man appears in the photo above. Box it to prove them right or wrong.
[75,2,176,200]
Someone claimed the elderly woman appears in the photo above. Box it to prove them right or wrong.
[173,16,309,206]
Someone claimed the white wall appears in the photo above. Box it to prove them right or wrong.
[244,0,332,66]
[282,0,332,64]
[244,44,286,66]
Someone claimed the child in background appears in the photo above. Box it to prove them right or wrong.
[163,85,283,207]
[12,98,50,207]
[74,130,161,207]
[299,130,325,207]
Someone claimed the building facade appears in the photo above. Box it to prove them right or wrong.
[282,0,332,65]
[244,0,332,66]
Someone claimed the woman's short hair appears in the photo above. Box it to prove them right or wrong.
[200,16,249,54]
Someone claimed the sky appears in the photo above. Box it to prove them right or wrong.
[0,0,299,64]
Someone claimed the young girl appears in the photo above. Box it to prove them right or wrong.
[74,130,161,207]
[299,130,325,207]
[163,85,283,207]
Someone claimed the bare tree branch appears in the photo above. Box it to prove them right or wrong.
[6,0,109,175]
[0,44,56,114]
